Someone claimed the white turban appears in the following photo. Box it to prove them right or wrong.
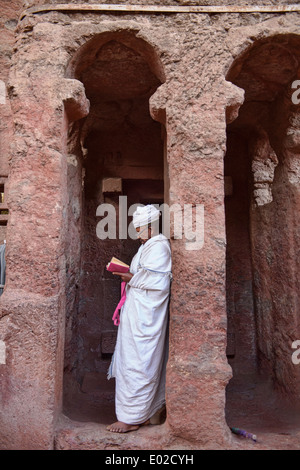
[132,204,160,228]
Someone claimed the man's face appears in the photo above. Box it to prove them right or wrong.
[136,225,151,244]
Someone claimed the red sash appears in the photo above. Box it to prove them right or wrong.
[112,281,126,326]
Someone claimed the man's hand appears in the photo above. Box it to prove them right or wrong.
[112,272,133,283]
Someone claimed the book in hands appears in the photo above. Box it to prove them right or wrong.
[106,257,130,273]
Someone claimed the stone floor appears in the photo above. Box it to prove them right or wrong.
[225,372,300,450]
[58,370,300,450]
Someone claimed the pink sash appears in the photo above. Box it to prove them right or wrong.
[112,281,126,326]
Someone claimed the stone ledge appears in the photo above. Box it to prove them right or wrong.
[21,3,300,22]
[54,413,300,450]
[54,414,177,450]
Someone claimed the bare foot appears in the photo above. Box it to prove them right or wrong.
[107,421,140,433]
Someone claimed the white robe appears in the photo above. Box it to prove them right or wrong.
[108,234,172,425]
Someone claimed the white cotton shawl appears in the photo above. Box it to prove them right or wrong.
[108,234,172,424]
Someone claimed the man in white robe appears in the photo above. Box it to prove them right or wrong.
[107,205,172,433]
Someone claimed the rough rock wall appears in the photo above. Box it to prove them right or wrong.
[0,0,300,450]
[0,1,23,244]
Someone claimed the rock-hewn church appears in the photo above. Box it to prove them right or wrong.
[0,0,300,450]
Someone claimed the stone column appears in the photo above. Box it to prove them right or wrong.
[0,24,89,448]
[151,79,244,447]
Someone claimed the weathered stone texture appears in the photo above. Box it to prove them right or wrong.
[0,0,300,450]
[0,0,22,178]
[21,0,300,8]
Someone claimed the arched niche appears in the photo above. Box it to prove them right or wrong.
[225,34,300,429]
[62,31,166,423]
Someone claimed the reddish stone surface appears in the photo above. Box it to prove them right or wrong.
[0,0,300,450]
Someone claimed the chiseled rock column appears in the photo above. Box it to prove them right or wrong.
[151,71,244,446]
[0,19,89,449]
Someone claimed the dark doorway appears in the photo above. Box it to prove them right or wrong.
[225,35,300,433]
[63,33,165,424]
